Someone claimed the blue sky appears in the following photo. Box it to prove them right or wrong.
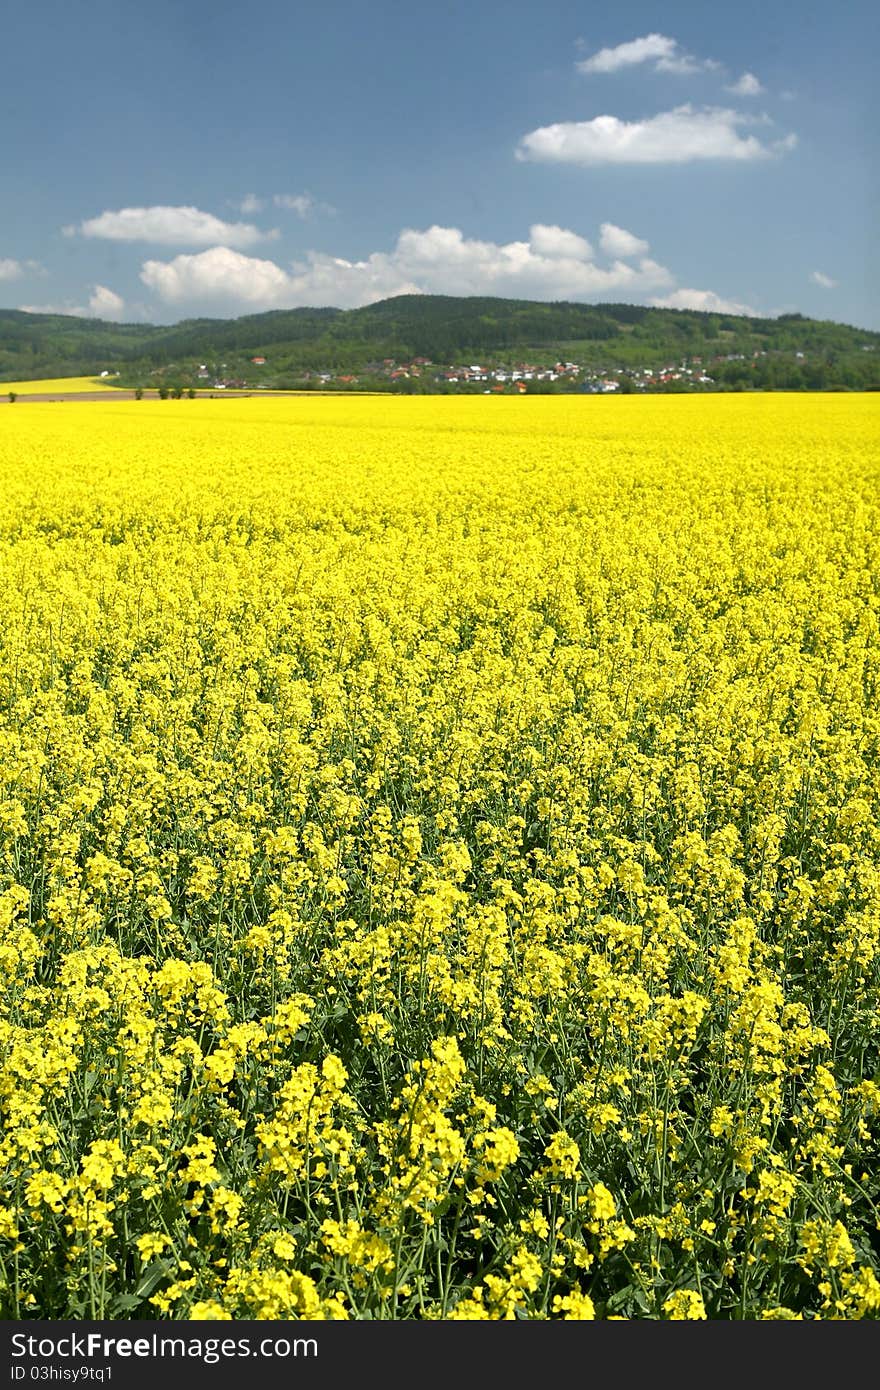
[2,0,877,327]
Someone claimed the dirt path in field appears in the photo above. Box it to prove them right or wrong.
[0,389,385,403]
[0,391,258,403]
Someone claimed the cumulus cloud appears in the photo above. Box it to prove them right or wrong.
[18,302,85,316]
[388,225,665,300]
[599,223,650,257]
[17,285,125,319]
[726,72,764,96]
[88,284,126,320]
[0,257,43,280]
[577,33,720,76]
[516,105,795,165]
[138,224,676,313]
[236,193,265,214]
[578,33,676,73]
[528,224,594,259]
[73,205,276,248]
[650,287,758,316]
[140,246,294,305]
[810,270,837,289]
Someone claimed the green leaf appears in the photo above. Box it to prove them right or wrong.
[135,1257,175,1298]
[108,1293,143,1315]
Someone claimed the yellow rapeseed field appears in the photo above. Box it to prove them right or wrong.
[0,394,878,1320]
[0,378,124,395]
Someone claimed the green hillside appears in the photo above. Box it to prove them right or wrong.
[1,296,878,390]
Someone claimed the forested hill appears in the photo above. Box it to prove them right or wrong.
[1,295,878,388]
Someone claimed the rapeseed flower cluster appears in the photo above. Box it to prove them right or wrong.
[0,394,877,1319]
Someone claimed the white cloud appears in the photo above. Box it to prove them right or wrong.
[651,287,758,316]
[74,205,275,248]
[599,223,650,257]
[578,33,677,73]
[18,284,126,320]
[273,192,336,218]
[273,193,312,216]
[0,257,43,280]
[726,72,764,96]
[140,244,418,311]
[138,223,676,313]
[301,225,674,302]
[273,193,313,215]
[810,270,837,289]
[577,33,719,76]
[88,284,126,320]
[228,192,334,219]
[528,224,594,259]
[516,105,795,165]
[656,54,721,75]
[18,302,86,316]
[140,246,294,305]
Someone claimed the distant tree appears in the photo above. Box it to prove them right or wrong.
[158,386,169,400]
[7,391,16,402]
[134,387,143,400]
[187,388,196,399]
